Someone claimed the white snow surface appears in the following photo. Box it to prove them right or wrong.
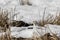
[10,24,60,38]
[0,0,60,38]
[0,0,60,23]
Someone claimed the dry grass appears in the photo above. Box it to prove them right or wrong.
[0,10,10,32]
[41,33,59,40]
[39,8,60,26]
[53,13,60,25]
[0,9,11,40]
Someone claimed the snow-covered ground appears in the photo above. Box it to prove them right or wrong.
[0,24,60,38]
[0,0,60,24]
[10,24,60,38]
[0,0,60,38]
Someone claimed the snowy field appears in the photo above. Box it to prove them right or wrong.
[0,24,60,38]
[10,24,60,38]
[0,0,60,23]
[0,0,60,38]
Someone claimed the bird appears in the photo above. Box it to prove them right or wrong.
[11,20,33,27]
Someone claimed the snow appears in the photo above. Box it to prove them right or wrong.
[0,24,60,38]
[10,24,60,38]
[0,0,60,38]
[0,0,60,24]
[11,30,34,38]
[45,24,60,37]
